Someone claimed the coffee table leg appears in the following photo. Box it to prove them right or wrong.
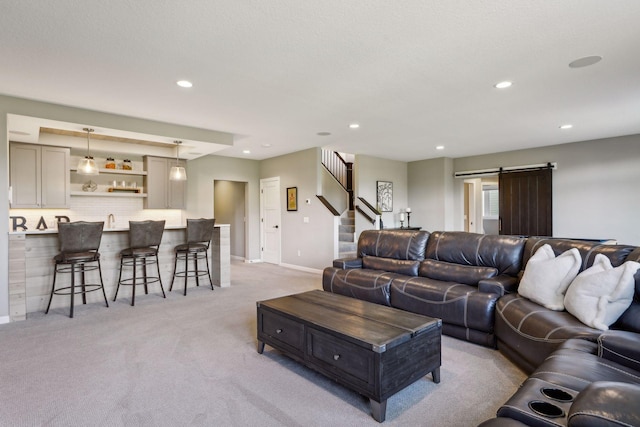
[257,340,265,354]
[370,399,387,423]
[432,367,441,383]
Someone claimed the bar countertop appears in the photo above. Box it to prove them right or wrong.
[9,224,229,235]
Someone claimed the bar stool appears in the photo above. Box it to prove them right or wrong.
[114,220,166,306]
[46,221,109,318]
[170,218,215,295]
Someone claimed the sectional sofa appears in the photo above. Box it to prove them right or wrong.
[322,229,640,426]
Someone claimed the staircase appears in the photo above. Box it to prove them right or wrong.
[339,210,356,258]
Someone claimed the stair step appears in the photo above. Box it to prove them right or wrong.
[338,251,357,259]
[339,224,355,233]
[339,232,354,242]
[340,217,355,226]
[339,241,357,252]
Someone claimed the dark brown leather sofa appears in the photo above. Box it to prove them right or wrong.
[323,229,526,347]
[495,237,640,373]
[481,240,640,426]
[322,229,640,426]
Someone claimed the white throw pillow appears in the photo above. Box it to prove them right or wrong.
[564,254,639,331]
[518,244,582,310]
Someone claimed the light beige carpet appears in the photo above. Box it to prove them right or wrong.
[0,260,525,426]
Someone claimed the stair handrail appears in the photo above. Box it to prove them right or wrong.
[357,197,380,215]
[356,197,382,229]
[355,206,375,225]
[321,150,354,210]
[316,195,340,216]
[321,150,348,189]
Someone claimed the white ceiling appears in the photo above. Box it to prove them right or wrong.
[2,1,640,162]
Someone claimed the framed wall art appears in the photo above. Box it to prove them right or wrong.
[287,187,298,211]
[376,181,393,212]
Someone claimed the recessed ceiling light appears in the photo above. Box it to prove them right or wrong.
[177,80,193,88]
[494,81,512,89]
[349,123,360,129]
[436,145,445,150]
[559,124,573,130]
[569,56,602,68]
[317,132,331,136]
[261,143,272,148]
[242,149,251,154]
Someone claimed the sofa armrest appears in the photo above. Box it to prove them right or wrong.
[478,275,519,296]
[597,330,640,372]
[332,257,362,269]
[568,381,640,427]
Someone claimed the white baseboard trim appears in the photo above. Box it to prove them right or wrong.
[279,263,323,275]
[0,315,11,325]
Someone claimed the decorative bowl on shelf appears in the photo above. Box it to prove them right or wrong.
[82,180,97,192]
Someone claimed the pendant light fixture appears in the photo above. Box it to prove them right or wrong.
[76,128,99,175]
[169,140,187,181]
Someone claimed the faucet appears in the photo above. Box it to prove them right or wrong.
[107,214,115,229]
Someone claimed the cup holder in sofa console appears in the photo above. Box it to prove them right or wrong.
[540,387,574,402]
[528,400,565,418]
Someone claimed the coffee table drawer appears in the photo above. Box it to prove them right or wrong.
[261,311,305,351]
[307,328,374,385]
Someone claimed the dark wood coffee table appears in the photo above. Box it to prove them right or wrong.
[257,290,442,422]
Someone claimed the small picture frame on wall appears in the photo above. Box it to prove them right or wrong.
[287,187,298,211]
[377,181,393,212]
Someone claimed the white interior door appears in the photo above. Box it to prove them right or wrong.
[260,177,281,264]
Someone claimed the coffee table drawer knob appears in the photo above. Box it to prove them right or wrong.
[333,354,340,361]
[276,329,283,334]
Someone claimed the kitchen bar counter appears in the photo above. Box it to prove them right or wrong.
[9,224,193,235]
[8,224,230,321]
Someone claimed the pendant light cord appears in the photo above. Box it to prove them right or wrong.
[83,127,94,158]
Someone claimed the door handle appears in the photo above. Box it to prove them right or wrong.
[274,225,279,228]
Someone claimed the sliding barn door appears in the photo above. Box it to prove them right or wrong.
[499,168,552,237]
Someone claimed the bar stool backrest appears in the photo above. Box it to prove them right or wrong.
[129,220,166,248]
[58,221,104,255]
[186,218,215,248]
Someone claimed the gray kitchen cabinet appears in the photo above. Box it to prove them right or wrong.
[10,143,70,208]
[143,156,186,209]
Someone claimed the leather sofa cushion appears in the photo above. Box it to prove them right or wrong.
[322,267,401,306]
[531,338,640,391]
[362,256,420,276]
[333,257,363,269]
[598,331,640,372]
[568,381,640,427]
[390,276,500,332]
[616,304,640,333]
[425,231,525,276]
[419,259,498,286]
[357,229,430,261]
[522,237,636,272]
[495,293,602,370]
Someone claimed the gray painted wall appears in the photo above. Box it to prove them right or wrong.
[321,167,348,215]
[451,135,640,245]
[407,157,455,232]
[354,155,408,235]
[187,155,261,261]
[260,148,335,270]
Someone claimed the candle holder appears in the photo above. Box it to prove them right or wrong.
[400,219,405,228]
[406,211,411,228]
